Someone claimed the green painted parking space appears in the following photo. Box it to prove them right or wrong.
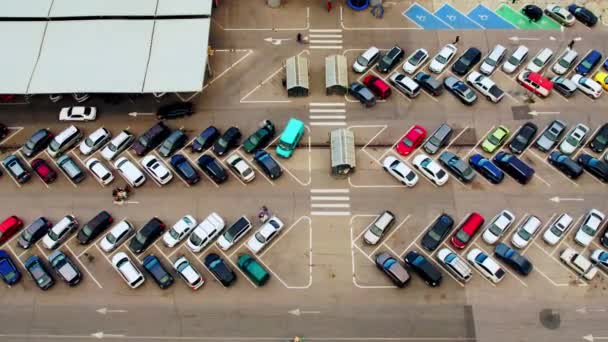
[535,15,562,30]
[495,4,541,30]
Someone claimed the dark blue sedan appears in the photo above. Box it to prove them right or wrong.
[254,150,282,179]
[24,255,54,290]
[191,126,220,153]
[0,250,21,285]
[170,154,200,185]
[494,243,533,276]
[468,154,504,184]
[575,50,602,76]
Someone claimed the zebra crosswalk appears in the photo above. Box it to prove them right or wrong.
[310,189,351,216]
[308,29,343,50]
[309,102,346,127]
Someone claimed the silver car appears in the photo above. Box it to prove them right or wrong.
[535,120,567,152]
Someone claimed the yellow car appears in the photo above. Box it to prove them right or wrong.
[594,71,608,91]
[481,126,510,153]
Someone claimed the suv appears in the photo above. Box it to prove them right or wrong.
[217,216,252,250]
[142,255,174,289]
[376,45,404,73]
[363,210,395,245]
[129,217,165,254]
[157,102,194,120]
[353,46,380,73]
[18,217,52,249]
[423,124,452,155]
[48,251,81,286]
[243,120,275,153]
[535,120,567,152]
[47,125,82,158]
[3,155,31,183]
[132,122,171,156]
[77,211,113,244]
[493,152,535,184]
[101,130,135,161]
[22,129,53,158]
[57,155,86,183]
[404,251,442,287]
[436,248,472,282]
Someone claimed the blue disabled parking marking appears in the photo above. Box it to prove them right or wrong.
[434,3,483,29]
[467,4,516,29]
[403,2,453,30]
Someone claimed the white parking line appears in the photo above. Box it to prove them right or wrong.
[533,240,588,286]
[65,244,103,289]
[6,245,25,268]
[463,126,495,159]
[218,249,258,288]
[399,214,441,257]
[527,149,578,187]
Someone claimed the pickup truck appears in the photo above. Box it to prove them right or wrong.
[560,247,598,280]
[467,71,505,103]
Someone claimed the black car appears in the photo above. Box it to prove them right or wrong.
[577,154,608,182]
[548,151,583,179]
[22,129,53,158]
[494,243,533,276]
[24,256,54,290]
[132,122,171,156]
[191,126,220,153]
[197,155,228,183]
[376,45,404,73]
[2,155,31,183]
[158,129,187,158]
[142,254,174,289]
[77,211,113,245]
[48,251,82,286]
[18,217,52,249]
[522,4,543,21]
[451,47,482,76]
[414,72,443,96]
[213,127,241,156]
[404,251,442,287]
[170,154,200,185]
[443,76,477,105]
[157,102,194,120]
[348,82,376,107]
[589,123,608,153]
[420,214,454,252]
[509,122,538,154]
[204,253,237,287]
[0,123,7,140]
[129,218,165,254]
[254,150,282,179]
[243,120,275,154]
[567,4,597,27]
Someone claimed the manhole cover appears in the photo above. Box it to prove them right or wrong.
[539,308,561,330]
[512,105,531,120]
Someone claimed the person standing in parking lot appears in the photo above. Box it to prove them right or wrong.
[326,0,332,12]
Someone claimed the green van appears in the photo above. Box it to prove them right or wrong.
[276,118,305,158]
[237,254,270,286]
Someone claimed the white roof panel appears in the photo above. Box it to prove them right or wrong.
[156,0,213,16]
[0,22,46,94]
[143,19,210,93]
[1,0,53,17]
[29,20,154,93]
[49,0,158,17]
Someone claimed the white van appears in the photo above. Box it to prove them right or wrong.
[552,49,578,75]
[480,44,507,75]
[526,48,554,73]
[502,45,529,74]
[114,157,146,187]
[47,125,82,158]
[353,46,380,73]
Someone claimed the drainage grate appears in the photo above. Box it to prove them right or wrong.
[512,105,532,120]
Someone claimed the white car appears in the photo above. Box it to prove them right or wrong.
[502,45,528,74]
[226,154,255,183]
[187,212,225,253]
[543,213,573,245]
[402,48,429,74]
[42,215,78,250]
[466,248,506,283]
[140,155,173,185]
[511,215,542,249]
[544,4,576,26]
[59,106,97,121]
[382,156,418,187]
[173,256,205,290]
[99,220,134,252]
[559,123,589,155]
[79,127,110,155]
[526,48,553,73]
[114,157,146,187]
[363,210,395,245]
[574,209,605,246]
[246,216,285,254]
[86,158,114,185]
[560,248,598,280]
[353,46,380,73]
[482,210,515,245]
[112,252,145,288]
[436,247,473,282]
[163,215,197,248]
[429,44,457,73]
[571,74,603,98]
[412,154,449,186]
[466,71,505,103]
[590,249,608,271]
[100,130,135,161]
[551,48,578,75]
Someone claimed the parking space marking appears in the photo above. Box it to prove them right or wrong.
[65,244,103,289]
[35,243,48,259]
[414,243,465,287]
[474,243,527,287]
[534,264,569,287]
[6,245,25,268]
[433,127,471,161]
[204,49,253,92]
[94,244,114,265]
[527,149,578,187]
[218,249,258,288]
[403,3,453,30]
[467,4,516,29]
[399,213,441,257]
[44,151,77,188]
[463,126,495,159]
[533,240,588,286]
[434,3,483,29]
[0,126,23,145]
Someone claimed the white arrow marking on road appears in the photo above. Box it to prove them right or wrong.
[549,36,557,41]
[574,37,583,41]
[288,308,321,316]
[263,37,292,45]
[509,36,541,41]
[528,110,560,116]
[91,332,126,339]
[128,112,155,117]
[550,196,584,203]
[97,308,128,315]
[577,307,606,314]
[584,334,608,341]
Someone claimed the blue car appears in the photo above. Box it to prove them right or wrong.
[575,50,602,76]
[494,243,533,276]
[0,250,21,285]
[24,255,54,290]
[468,154,504,184]
[603,58,608,72]
[170,154,200,185]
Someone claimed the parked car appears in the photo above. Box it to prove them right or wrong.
[494,243,533,276]
[420,214,454,252]
[42,215,78,250]
[0,215,23,244]
[567,4,598,26]
[47,125,83,158]
[436,248,473,282]
[526,48,553,73]
[548,151,583,179]
[140,155,173,185]
[544,4,575,26]
[254,150,282,179]
[503,45,529,74]
[213,127,241,156]
[353,46,380,73]
[363,211,396,245]
[18,217,52,249]
[0,250,21,285]
[114,157,145,187]
[376,45,404,73]
[552,49,578,75]
[571,74,602,98]
[414,72,443,96]
[444,76,477,105]
[451,47,481,76]
[577,154,608,182]
[86,158,114,185]
[100,130,135,161]
[575,50,602,76]
[402,48,429,74]
[363,75,392,100]
[559,123,589,155]
[59,106,97,121]
[522,4,543,21]
[163,215,197,248]
[412,154,449,186]
[197,155,228,183]
[170,154,200,185]
[481,126,510,153]
[588,123,608,153]
[187,212,225,253]
[382,156,418,187]
[22,129,53,158]
[467,248,506,283]
[99,220,134,253]
[158,129,187,157]
[31,158,57,184]
[3,155,31,183]
[535,120,567,152]
[48,251,81,286]
[389,73,421,98]
[112,252,145,288]
[543,213,574,245]
[560,248,598,280]
[493,152,535,184]
[468,154,504,184]
[246,216,285,254]
[192,126,220,153]
[226,154,255,183]
[550,76,577,97]
[404,251,442,287]
[76,211,113,245]
[482,210,515,245]
[157,102,194,120]
[142,255,174,289]
[348,82,376,107]
[466,72,504,103]
[204,253,236,287]
[509,122,538,154]
[129,217,165,254]
[132,122,171,156]
[511,215,542,249]
[375,252,410,287]
[174,256,205,290]
[24,255,54,290]
[423,123,452,155]
[429,44,457,73]
[79,127,110,155]
[237,254,270,286]
[574,209,605,247]
[243,120,275,153]
[451,213,484,249]
[217,216,252,251]
[396,125,426,156]
[590,249,608,271]
[438,151,476,183]
[517,71,553,97]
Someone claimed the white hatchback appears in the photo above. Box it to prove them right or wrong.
[482,210,515,245]
[559,123,589,155]
[526,48,553,73]
[575,209,605,246]
[226,154,255,183]
[187,212,225,253]
[382,156,418,187]
[246,216,285,254]
[173,256,205,290]
[402,48,429,74]
[467,248,506,283]
[112,252,145,288]
[140,155,173,185]
[79,127,110,155]
[163,215,197,248]
[99,220,134,252]
[101,130,134,161]
[86,158,114,185]
[429,44,457,73]
[511,215,542,249]
[412,154,449,186]
[543,213,573,245]
[114,157,146,187]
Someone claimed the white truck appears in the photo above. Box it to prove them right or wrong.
[560,248,598,280]
[467,71,505,103]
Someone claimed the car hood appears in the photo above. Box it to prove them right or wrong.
[511,234,527,248]
[99,237,114,252]
[247,237,264,253]
[364,230,380,244]
[129,238,145,253]
[163,233,179,247]
[482,230,499,244]
[575,230,593,245]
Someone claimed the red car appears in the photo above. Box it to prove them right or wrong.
[31,158,57,184]
[363,75,392,100]
[516,71,553,98]
[396,125,426,156]
[0,215,23,244]
[450,212,485,249]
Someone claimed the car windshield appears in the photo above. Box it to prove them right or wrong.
[533,58,544,67]
[436,170,446,179]
[402,138,414,147]
[356,56,369,66]
[217,138,228,148]
[22,229,33,241]
[248,135,260,145]
[427,229,442,241]
[518,229,532,241]
[106,232,118,244]
[455,230,470,243]
[176,261,190,273]
[459,57,471,65]
[49,140,60,151]
[370,226,383,237]
[190,233,204,246]
[558,58,571,68]
[582,223,597,235]
[405,171,416,181]
[169,228,180,239]
[420,158,431,168]
[48,229,60,241]
[410,51,424,64]
[85,138,95,147]
[436,55,448,64]
[545,128,558,140]
[488,134,500,145]
[550,226,563,237]
[255,232,267,243]
[489,223,503,236]
[139,136,149,147]
[135,232,147,244]
[475,253,487,263]
[485,58,496,67]
[428,137,441,146]
[507,56,520,65]
[581,60,593,69]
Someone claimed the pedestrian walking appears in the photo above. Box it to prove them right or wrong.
[297,32,302,43]
[568,39,575,49]
[453,35,460,44]
[326,0,332,12]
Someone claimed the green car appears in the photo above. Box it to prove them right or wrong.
[481,126,510,153]
[237,254,270,286]
[243,120,275,154]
